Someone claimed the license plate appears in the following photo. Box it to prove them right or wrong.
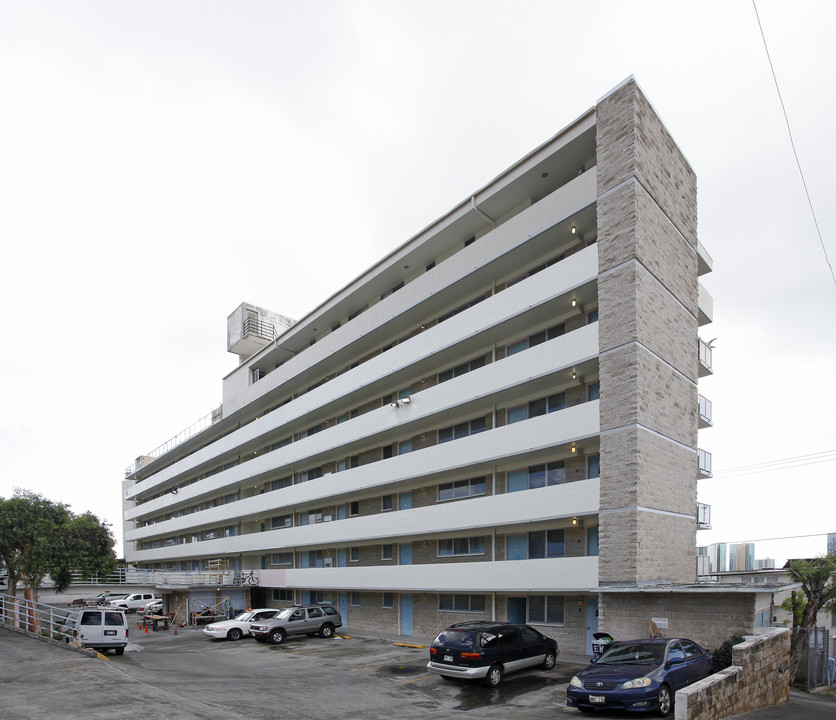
[590,695,605,704]
[444,655,453,662]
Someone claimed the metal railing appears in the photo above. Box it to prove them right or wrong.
[0,593,78,643]
[697,502,711,529]
[698,394,713,426]
[124,405,223,477]
[243,316,278,342]
[698,448,713,477]
[698,338,714,373]
[60,568,253,588]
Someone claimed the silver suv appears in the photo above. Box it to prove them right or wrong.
[250,604,342,644]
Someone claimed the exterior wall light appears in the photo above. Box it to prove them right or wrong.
[401,396,411,404]
[571,225,577,234]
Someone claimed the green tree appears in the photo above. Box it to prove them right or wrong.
[780,591,807,628]
[0,489,116,602]
[786,554,836,681]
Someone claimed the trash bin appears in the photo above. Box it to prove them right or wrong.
[592,632,613,660]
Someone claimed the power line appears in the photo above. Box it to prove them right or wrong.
[702,532,828,546]
[752,0,836,290]
[713,449,836,478]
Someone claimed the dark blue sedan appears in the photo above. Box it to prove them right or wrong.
[567,637,716,716]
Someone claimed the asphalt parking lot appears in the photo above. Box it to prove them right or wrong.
[2,624,586,720]
[4,624,834,719]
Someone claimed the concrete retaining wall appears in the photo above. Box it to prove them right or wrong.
[674,627,790,720]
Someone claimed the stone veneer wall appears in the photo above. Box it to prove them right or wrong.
[598,591,755,653]
[674,628,791,720]
[596,78,700,585]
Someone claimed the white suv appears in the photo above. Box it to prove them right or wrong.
[107,593,160,612]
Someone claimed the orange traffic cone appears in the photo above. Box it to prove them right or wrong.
[138,623,141,630]
[143,624,148,634]
[173,626,177,636]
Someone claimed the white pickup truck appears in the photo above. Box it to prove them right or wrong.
[106,592,160,612]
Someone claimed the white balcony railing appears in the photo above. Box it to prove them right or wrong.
[698,449,713,478]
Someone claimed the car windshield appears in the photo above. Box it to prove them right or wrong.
[276,607,299,620]
[596,643,666,666]
[233,612,254,621]
[433,629,477,649]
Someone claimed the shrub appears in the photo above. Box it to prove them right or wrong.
[713,634,745,670]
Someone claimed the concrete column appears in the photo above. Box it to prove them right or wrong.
[596,79,699,585]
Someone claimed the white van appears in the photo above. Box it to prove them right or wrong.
[107,593,160,612]
[68,608,129,654]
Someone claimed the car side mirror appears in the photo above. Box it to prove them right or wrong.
[668,657,683,666]
[590,657,597,664]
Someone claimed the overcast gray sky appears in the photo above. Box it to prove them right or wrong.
[1,0,834,564]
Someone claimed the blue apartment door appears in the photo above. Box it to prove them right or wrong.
[507,534,527,560]
[508,597,526,623]
[508,470,527,493]
[337,504,346,520]
[338,549,347,567]
[399,543,412,565]
[585,597,599,655]
[400,594,413,636]
[399,492,412,510]
[339,593,348,622]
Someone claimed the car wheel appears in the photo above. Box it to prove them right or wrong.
[227,628,243,641]
[319,623,334,638]
[484,664,503,687]
[542,650,557,670]
[269,628,286,645]
[656,684,673,717]
[114,647,124,656]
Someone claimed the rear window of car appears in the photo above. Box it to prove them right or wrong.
[323,606,337,616]
[104,612,124,626]
[598,643,666,665]
[81,611,101,626]
[434,630,477,649]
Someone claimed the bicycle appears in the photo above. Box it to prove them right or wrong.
[232,570,259,586]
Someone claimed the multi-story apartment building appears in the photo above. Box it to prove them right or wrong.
[123,78,716,653]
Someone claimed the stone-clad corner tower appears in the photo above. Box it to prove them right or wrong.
[596,78,700,586]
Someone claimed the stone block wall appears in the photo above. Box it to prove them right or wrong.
[674,628,791,720]
[596,78,700,586]
[599,591,755,653]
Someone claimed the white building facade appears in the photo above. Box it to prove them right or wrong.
[123,78,714,653]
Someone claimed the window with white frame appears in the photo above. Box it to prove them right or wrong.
[350,592,361,606]
[439,594,486,612]
[382,593,394,608]
[528,595,564,625]
[438,355,486,384]
[349,547,359,562]
[271,514,292,529]
[528,530,565,558]
[272,589,293,602]
[271,552,292,566]
[381,544,393,561]
[381,495,394,511]
[438,537,486,556]
[438,477,486,502]
[438,417,487,443]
